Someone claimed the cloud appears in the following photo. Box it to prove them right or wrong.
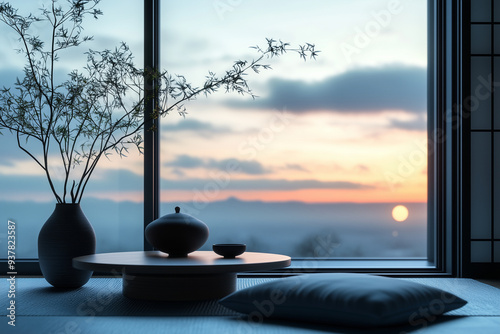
[231,65,426,113]
[0,166,372,202]
[0,169,143,200]
[353,164,370,173]
[0,66,80,90]
[165,154,205,168]
[0,69,23,89]
[85,169,143,192]
[283,164,309,172]
[387,115,427,131]
[161,178,373,191]
[161,119,232,138]
[0,174,51,194]
[164,155,271,175]
[171,168,186,178]
[207,159,269,175]
[0,132,31,159]
[162,119,219,131]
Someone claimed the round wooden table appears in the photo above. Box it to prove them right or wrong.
[73,251,291,301]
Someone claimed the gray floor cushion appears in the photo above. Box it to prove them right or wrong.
[219,273,467,327]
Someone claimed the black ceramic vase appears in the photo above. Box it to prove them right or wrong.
[38,203,96,288]
[145,206,209,257]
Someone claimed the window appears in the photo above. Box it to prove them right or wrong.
[160,0,428,258]
[1,0,466,275]
[0,0,144,259]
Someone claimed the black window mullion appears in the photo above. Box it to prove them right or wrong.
[491,0,495,264]
[143,0,160,251]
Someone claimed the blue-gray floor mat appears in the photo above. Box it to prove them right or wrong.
[1,277,499,317]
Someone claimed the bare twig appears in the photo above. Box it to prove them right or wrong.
[0,0,318,204]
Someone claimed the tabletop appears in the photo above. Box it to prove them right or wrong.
[73,251,291,275]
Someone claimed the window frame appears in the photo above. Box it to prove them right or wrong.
[2,0,464,276]
[142,0,462,276]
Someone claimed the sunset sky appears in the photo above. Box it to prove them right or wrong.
[0,0,427,205]
[159,0,428,204]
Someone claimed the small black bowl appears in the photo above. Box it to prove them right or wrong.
[213,244,246,258]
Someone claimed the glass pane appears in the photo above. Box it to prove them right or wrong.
[471,56,492,129]
[471,133,492,239]
[160,0,427,258]
[495,134,500,239]
[471,25,491,54]
[471,0,491,22]
[471,241,492,263]
[495,57,500,128]
[495,25,500,54]
[495,241,500,262]
[0,0,144,258]
[495,0,500,22]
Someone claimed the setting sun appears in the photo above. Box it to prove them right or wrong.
[392,205,409,222]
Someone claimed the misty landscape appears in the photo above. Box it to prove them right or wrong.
[0,1,429,263]
[1,198,426,259]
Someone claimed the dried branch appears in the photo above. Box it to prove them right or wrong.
[0,0,318,204]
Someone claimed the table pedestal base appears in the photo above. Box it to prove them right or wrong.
[123,273,237,301]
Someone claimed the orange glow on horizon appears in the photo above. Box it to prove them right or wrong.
[85,191,144,203]
[159,188,426,204]
[1,188,426,204]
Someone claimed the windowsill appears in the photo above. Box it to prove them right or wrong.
[6,258,442,276]
[240,258,443,277]
[289,257,434,269]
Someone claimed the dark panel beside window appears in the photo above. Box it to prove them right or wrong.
[494,25,500,54]
[471,0,491,22]
[470,57,492,129]
[494,58,500,128]
[471,132,492,239]
[471,25,491,54]
[495,134,500,239]
[495,0,500,22]
[471,241,492,262]
[495,241,500,262]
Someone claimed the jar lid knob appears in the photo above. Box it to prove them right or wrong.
[175,206,180,213]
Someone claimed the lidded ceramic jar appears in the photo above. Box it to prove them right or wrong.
[145,207,209,257]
